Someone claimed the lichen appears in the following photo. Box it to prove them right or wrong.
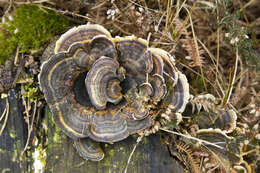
[0,5,70,64]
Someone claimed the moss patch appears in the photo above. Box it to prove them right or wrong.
[0,5,70,64]
[0,26,17,64]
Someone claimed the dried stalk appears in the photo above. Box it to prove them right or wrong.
[20,99,37,159]
[160,128,224,150]
[124,135,143,173]
[223,44,239,105]
[0,97,9,136]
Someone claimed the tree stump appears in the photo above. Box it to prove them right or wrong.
[0,89,185,173]
[44,107,184,173]
[0,89,32,173]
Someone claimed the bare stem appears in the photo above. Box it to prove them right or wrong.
[223,44,239,105]
[0,97,9,136]
[20,99,37,159]
[160,128,224,150]
[124,135,143,173]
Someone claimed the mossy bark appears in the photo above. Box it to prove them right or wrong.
[0,89,184,173]
[45,107,185,173]
[0,89,32,173]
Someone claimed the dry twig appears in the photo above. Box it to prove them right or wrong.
[124,135,143,173]
[160,128,224,150]
[0,95,9,136]
[20,98,37,159]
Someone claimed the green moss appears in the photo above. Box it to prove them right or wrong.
[100,139,148,172]
[101,147,116,167]
[107,148,115,158]
[0,5,70,64]
[0,26,17,64]
[12,139,22,162]
[10,5,70,51]
[142,136,148,145]
[47,109,65,144]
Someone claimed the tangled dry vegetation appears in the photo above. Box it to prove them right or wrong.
[0,0,260,173]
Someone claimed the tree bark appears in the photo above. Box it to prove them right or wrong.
[44,107,184,173]
[0,89,185,173]
[0,89,32,173]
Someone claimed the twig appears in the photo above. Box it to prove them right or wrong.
[177,60,216,91]
[0,0,54,5]
[147,32,152,47]
[170,0,188,30]
[197,38,224,98]
[154,11,165,32]
[124,135,143,173]
[90,0,107,10]
[20,99,37,159]
[223,44,239,105]
[128,0,161,13]
[38,5,94,22]
[112,23,132,35]
[165,0,170,29]
[0,97,7,122]
[0,97,9,136]
[240,0,257,11]
[14,45,20,66]
[241,148,259,157]
[16,0,54,5]
[216,0,220,84]
[160,128,224,150]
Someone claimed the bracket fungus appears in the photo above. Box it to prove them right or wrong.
[187,94,238,133]
[39,23,190,161]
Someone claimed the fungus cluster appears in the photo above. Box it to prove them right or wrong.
[39,23,190,161]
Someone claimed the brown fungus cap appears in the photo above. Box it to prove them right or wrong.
[73,138,104,161]
[55,24,112,53]
[39,24,190,161]
[196,129,242,164]
[196,109,237,133]
[85,56,123,110]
